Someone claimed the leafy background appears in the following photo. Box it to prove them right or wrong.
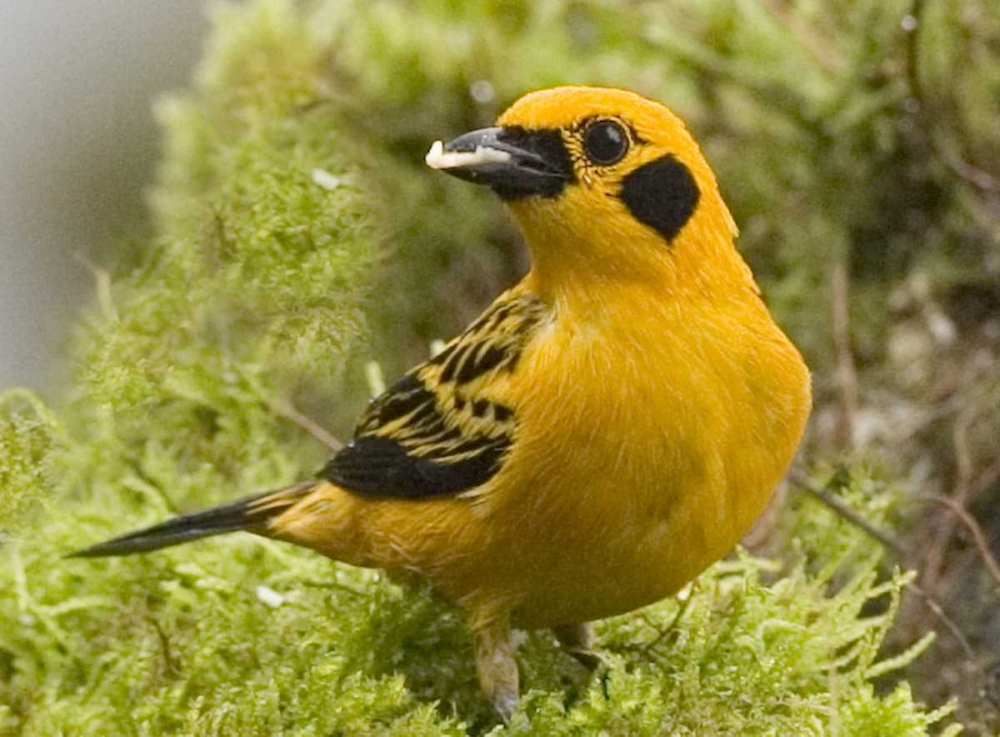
[2,0,998,733]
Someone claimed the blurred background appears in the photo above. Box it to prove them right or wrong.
[0,1,204,388]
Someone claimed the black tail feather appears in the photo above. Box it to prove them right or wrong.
[68,481,316,558]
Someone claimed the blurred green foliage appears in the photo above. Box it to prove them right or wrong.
[3,0,997,732]
[323,0,999,380]
[0,392,61,532]
[69,0,380,513]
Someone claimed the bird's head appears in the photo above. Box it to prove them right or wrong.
[428,86,750,296]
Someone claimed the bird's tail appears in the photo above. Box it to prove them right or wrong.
[67,481,317,558]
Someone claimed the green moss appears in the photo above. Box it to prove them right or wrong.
[0,391,62,531]
[0,509,957,734]
[62,0,382,517]
[0,0,975,733]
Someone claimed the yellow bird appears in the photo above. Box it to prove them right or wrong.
[73,86,811,718]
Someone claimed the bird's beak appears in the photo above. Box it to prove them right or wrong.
[425,126,572,200]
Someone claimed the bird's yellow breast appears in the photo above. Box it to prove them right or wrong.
[458,276,811,627]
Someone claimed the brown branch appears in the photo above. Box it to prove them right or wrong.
[793,473,909,558]
[907,579,1000,714]
[942,155,1000,194]
[146,613,180,678]
[267,397,343,452]
[907,582,979,664]
[917,493,1000,591]
[920,406,978,595]
[742,479,787,549]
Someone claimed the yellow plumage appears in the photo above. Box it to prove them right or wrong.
[75,86,811,718]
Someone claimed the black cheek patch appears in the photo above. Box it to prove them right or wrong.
[619,155,700,242]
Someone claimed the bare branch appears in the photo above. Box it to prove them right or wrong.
[791,472,909,558]
[921,406,980,595]
[267,397,343,452]
[917,493,1000,591]
[907,582,979,664]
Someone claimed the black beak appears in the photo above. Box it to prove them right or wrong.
[427,126,573,200]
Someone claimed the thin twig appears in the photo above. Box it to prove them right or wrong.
[146,613,180,677]
[953,409,976,507]
[917,493,1000,590]
[921,406,978,595]
[891,382,985,443]
[908,580,1000,714]
[637,586,696,655]
[742,479,787,549]
[267,398,343,451]
[907,582,979,664]
[792,473,909,558]
[295,578,369,597]
[942,155,1000,194]
[72,251,118,322]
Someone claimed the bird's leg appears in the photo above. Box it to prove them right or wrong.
[553,622,602,670]
[554,622,611,699]
[472,616,520,721]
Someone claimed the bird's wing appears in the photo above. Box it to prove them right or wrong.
[321,288,549,499]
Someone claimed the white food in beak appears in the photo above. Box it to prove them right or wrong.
[425,140,512,170]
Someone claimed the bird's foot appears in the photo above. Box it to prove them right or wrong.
[554,622,611,699]
[564,645,610,673]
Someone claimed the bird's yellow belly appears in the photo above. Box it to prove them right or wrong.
[346,301,810,631]
[471,308,810,628]
[496,439,771,629]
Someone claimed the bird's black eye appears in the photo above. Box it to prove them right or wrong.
[582,119,629,166]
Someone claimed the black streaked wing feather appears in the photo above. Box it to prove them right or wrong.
[322,290,547,499]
